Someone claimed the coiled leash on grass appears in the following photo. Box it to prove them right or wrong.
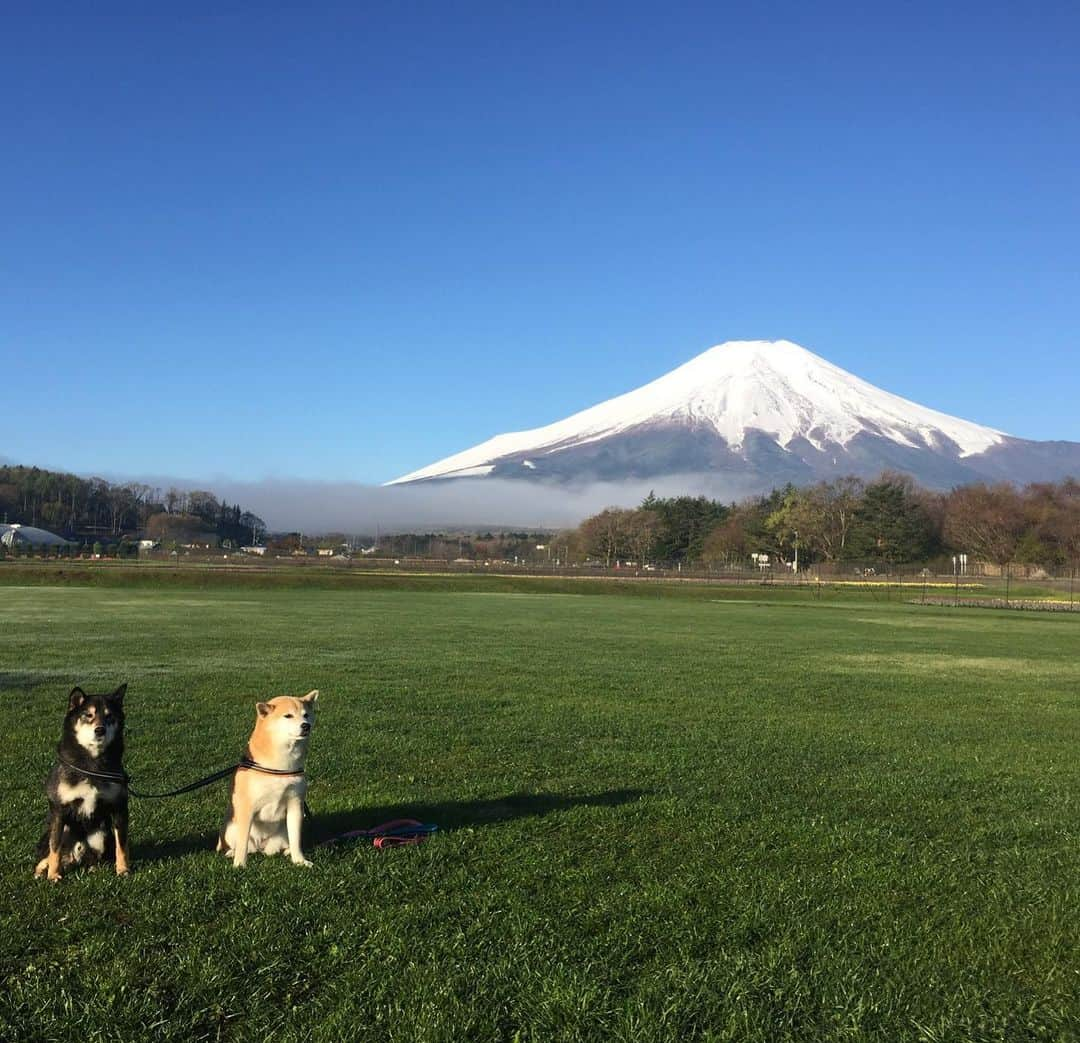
[318,819,438,849]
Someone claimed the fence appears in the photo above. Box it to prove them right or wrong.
[3,546,1078,609]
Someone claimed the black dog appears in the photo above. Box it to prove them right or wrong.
[35,684,131,882]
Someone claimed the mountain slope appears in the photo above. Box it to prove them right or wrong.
[386,340,1079,490]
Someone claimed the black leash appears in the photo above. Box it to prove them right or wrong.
[129,764,239,799]
[57,757,305,800]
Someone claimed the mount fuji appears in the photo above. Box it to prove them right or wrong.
[387,340,1080,491]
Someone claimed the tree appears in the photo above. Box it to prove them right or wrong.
[187,491,220,525]
[106,484,138,535]
[641,494,729,562]
[239,511,267,545]
[763,488,803,566]
[146,512,208,543]
[737,485,795,563]
[811,477,865,561]
[847,474,938,565]
[943,483,1026,568]
[763,477,869,564]
[1048,481,1080,576]
[624,509,661,565]
[1000,480,1080,573]
[578,508,632,566]
[700,511,752,567]
[548,529,583,565]
[0,481,17,519]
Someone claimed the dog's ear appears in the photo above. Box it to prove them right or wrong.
[111,683,127,704]
[256,701,273,718]
[301,690,319,703]
[68,687,87,711]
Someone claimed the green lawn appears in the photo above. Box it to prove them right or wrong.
[1,575,1078,1042]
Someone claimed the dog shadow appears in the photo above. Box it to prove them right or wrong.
[312,788,648,845]
[134,788,648,864]
[0,671,66,691]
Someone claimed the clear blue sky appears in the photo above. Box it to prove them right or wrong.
[3,2,1078,484]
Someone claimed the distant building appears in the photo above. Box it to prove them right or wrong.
[0,524,73,549]
[241,545,267,556]
[180,534,220,550]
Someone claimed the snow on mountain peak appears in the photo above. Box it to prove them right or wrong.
[386,339,1007,484]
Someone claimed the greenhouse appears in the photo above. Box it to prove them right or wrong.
[0,524,73,549]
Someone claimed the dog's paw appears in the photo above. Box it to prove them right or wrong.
[115,867,130,877]
[292,858,314,868]
[47,872,63,884]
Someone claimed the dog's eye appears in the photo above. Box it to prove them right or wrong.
[284,713,294,719]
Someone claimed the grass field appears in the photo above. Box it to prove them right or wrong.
[1,571,1078,1041]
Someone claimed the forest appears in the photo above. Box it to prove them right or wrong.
[564,474,1080,572]
[0,465,265,548]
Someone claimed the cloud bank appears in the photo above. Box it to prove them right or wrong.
[115,473,766,533]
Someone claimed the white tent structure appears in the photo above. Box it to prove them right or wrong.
[0,524,73,549]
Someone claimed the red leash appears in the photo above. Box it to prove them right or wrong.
[319,818,438,849]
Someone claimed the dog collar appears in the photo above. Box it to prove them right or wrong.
[57,757,129,784]
[236,756,305,778]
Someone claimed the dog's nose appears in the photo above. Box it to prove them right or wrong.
[94,726,106,737]
[300,722,311,734]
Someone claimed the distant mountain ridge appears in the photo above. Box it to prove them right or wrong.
[387,340,1080,490]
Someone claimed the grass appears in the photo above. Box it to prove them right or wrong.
[0,572,1078,1041]
[1,558,1071,604]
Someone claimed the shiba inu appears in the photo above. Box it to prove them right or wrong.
[217,690,319,868]
[35,684,130,882]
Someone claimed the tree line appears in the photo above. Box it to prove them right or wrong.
[0,465,266,547]
[5,461,1076,572]
[567,474,1080,572]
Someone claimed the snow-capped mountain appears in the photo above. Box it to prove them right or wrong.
[387,340,1080,490]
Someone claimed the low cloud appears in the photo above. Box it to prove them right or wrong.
[114,473,766,533]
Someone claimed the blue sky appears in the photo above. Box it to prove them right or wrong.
[3,2,1078,484]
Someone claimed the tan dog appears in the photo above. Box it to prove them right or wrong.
[216,690,318,868]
